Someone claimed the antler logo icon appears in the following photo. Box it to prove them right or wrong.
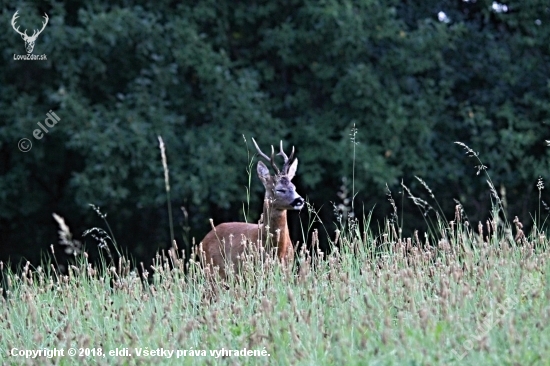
[11,11,49,54]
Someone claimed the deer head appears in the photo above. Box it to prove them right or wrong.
[252,138,304,211]
[11,11,49,54]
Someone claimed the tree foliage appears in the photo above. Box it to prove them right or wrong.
[1,0,549,264]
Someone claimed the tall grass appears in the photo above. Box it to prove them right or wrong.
[158,136,175,246]
[1,140,549,365]
[241,135,256,224]
[1,209,549,365]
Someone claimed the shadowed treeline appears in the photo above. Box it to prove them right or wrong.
[1,0,549,267]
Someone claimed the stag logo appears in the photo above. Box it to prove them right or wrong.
[11,11,48,55]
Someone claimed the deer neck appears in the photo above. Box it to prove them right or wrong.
[262,200,290,257]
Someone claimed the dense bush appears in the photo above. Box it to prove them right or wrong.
[1,0,548,265]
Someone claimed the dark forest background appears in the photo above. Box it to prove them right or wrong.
[1,0,549,268]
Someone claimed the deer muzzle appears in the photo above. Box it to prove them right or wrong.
[291,197,305,210]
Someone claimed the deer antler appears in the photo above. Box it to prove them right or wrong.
[252,138,280,174]
[11,11,27,37]
[34,13,49,38]
[277,140,295,174]
[11,11,48,39]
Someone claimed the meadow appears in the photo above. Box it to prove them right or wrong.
[1,142,549,366]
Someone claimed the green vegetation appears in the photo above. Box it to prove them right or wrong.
[1,202,549,365]
[1,1,549,263]
[1,1,549,363]
[1,138,549,365]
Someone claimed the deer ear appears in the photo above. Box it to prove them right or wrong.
[257,161,271,184]
[287,158,298,180]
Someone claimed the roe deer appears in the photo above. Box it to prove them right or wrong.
[200,138,304,279]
